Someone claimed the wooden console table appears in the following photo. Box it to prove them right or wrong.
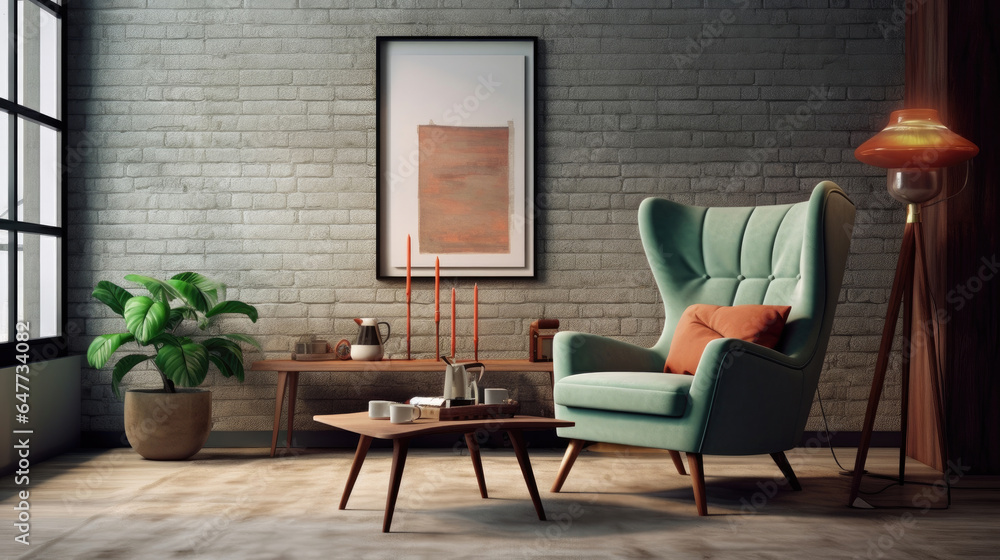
[250,358,555,457]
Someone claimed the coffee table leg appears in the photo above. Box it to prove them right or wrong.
[507,430,546,521]
[270,372,288,458]
[384,437,410,533]
[465,433,488,499]
[340,435,373,510]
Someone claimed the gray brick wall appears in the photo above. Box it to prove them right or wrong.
[65,0,906,436]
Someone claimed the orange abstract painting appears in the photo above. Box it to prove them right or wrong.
[418,124,512,254]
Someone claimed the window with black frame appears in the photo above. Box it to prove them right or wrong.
[1,0,65,366]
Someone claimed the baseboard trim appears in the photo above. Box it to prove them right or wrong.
[799,430,900,448]
[80,430,900,450]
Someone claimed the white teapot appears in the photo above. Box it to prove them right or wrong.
[441,356,486,404]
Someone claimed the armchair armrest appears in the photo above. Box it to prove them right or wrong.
[691,338,810,454]
[691,338,804,399]
[694,336,800,380]
[553,331,664,384]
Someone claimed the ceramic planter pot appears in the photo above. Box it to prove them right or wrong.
[124,389,211,460]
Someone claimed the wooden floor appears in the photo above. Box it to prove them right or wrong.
[1,446,998,559]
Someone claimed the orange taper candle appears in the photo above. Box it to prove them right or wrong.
[473,283,479,360]
[451,287,456,358]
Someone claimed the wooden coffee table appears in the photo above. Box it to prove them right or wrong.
[313,412,573,532]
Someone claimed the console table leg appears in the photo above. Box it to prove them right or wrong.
[507,430,545,521]
[384,438,410,533]
[270,371,288,458]
[286,372,299,451]
[465,433,488,498]
[340,435,373,510]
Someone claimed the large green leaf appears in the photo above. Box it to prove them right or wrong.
[86,333,136,368]
[221,333,262,350]
[111,354,151,399]
[154,343,209,387]
[91,281,134,316]
[207,354,233,379]
[206,301,258,323]
[164,307,197,331]
[123,296,169,344]
[207,349,245,382]
[205,338,247,382]
[203,337,241,355]
[124,274,181,303]
[171,272,222,307]
[148,332,183,348]
[168,279,213,314]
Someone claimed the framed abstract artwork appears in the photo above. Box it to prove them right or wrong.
[376,36,538,278]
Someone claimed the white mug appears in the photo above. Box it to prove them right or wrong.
[390,404,423,424]
[484,388,509,405]
[369,400,396,419]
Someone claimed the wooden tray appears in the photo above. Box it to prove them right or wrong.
[291,353,343,361]
[438,401,520,421]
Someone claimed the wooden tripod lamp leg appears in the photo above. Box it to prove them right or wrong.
[899,257,914,484]
[912,222,950,475]
[848,222,915,506]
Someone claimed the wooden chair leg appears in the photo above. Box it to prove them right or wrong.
[550,439,584,493]
[770,451,802,491]
[668,450,686,475]
[687,452,708,516]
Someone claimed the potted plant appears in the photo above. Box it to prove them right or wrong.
[87,272,260,460]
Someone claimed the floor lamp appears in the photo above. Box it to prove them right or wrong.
[847,109,978,507]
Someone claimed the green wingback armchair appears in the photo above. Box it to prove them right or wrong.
[551,182,855,515]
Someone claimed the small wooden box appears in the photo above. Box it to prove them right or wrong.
[528,319,559,362]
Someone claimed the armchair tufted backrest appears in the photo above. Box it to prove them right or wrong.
[640,182,855,370]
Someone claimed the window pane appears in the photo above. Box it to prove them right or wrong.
[1,116,8,221]
[17,0,61,118]
[17,116,60,226]
[0,230,7,343]
[1,2,8,100]
[17,232,60,338]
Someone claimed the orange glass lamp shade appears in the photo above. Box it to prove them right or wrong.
[855,109,978,204]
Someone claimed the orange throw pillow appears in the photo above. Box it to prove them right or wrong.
[663,304,791,375]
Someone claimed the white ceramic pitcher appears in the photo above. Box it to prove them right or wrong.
[441,356,485,404]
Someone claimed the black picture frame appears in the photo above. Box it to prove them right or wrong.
[375,36,538,279]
